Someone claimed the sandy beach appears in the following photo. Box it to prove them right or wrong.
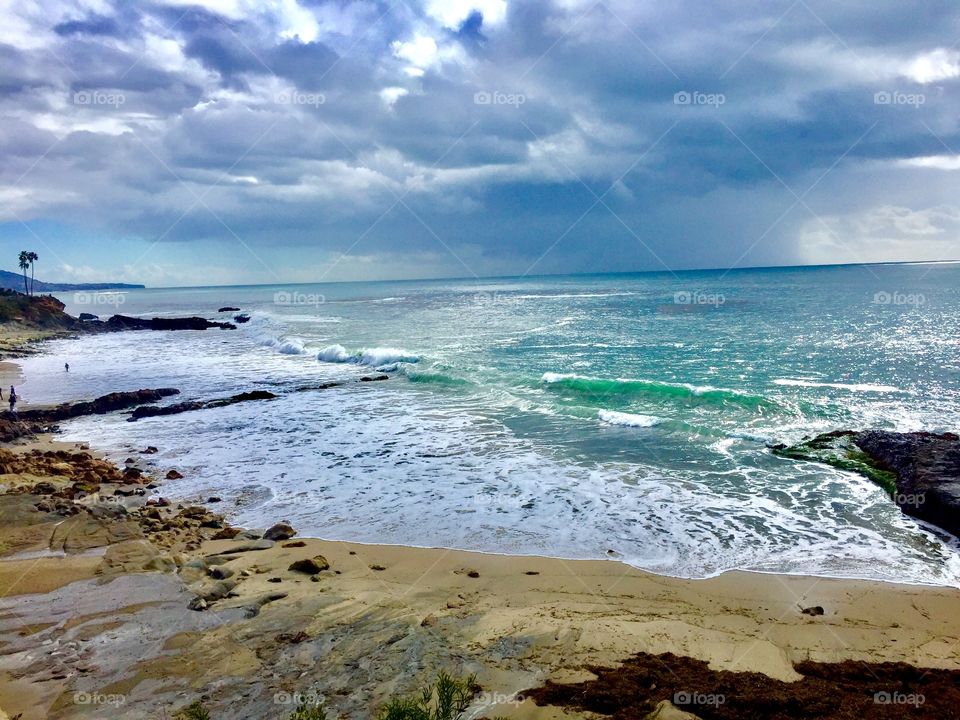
[0,331,958,720]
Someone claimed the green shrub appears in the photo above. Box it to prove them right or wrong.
[175,700,211,720]
[290,699,329,720]
[377,671,478,720]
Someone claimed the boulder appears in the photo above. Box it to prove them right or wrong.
[264,522,296,541]
[218,307,241,312]
[78,312,99,321]
[288,555,329,574]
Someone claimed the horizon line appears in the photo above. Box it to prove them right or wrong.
[131,257,960,291]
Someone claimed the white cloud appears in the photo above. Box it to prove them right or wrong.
[903,48,960,84]
[797,205,960,264]
[897,155,960,171]
[379,86,409,108]
[391,33,439,68]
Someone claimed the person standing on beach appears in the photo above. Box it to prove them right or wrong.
[65,362,69,372]
[8,387,16,412]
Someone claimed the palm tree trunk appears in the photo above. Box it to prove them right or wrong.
[22,269,28,295]
[30,264,35,295]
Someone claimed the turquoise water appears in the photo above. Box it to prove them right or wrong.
[18,262,960,583]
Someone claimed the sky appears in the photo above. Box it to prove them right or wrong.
[1,0,960,287]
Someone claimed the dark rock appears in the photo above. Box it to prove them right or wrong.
[128,390,276,421]
[233,313,251,324]
[282,540,306,548]
[140,446,158,454]
[360,374,389,382]
[218,307,241,312]
[263,522,296,541]
[32,481,57,495]
[6,388,180,425]
[165,470,184,480]
[209,566,235,580]
[211,527,241,540]
[277,630,309,644]
[207,496,222,503]
[122,466,143,482]
[288,555,329,574]
[105,315,236,331]
[78,312,99,321]
[188,597,208,611]
[801,606,825,616]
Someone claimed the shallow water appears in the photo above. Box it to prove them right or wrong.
[18,262,960,584]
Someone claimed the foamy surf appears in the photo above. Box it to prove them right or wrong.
[598,409,661,427]
[318,344,420,368]
[773,378,902,393]
[260,336,308,355]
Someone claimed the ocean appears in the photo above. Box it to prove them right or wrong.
[16,262,960,585]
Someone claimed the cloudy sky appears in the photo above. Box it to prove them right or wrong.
[2,0,960,286]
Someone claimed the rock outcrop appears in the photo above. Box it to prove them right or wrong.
[771,430,960,537]
[104,315,236,331]
[128,390,276,421]
[12,388,181,424]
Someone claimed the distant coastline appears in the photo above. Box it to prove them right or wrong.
[0,268,144,293]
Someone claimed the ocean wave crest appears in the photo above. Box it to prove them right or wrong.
[317,344,420,368]
[260,336,308,355]
[542,372,775,410]
[598,409,662,427]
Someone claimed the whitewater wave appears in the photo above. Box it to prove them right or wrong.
[260,336,308,355]
[542,372,775,410]
[773,378,901,393]
[598,410,661,427]
[317,344,420,368]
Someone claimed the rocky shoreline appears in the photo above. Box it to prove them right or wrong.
[771,430,960,538]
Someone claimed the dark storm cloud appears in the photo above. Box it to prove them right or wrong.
[1,0,959,284]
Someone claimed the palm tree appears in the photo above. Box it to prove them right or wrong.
[17,251,30,295]
[27,252,38,295]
